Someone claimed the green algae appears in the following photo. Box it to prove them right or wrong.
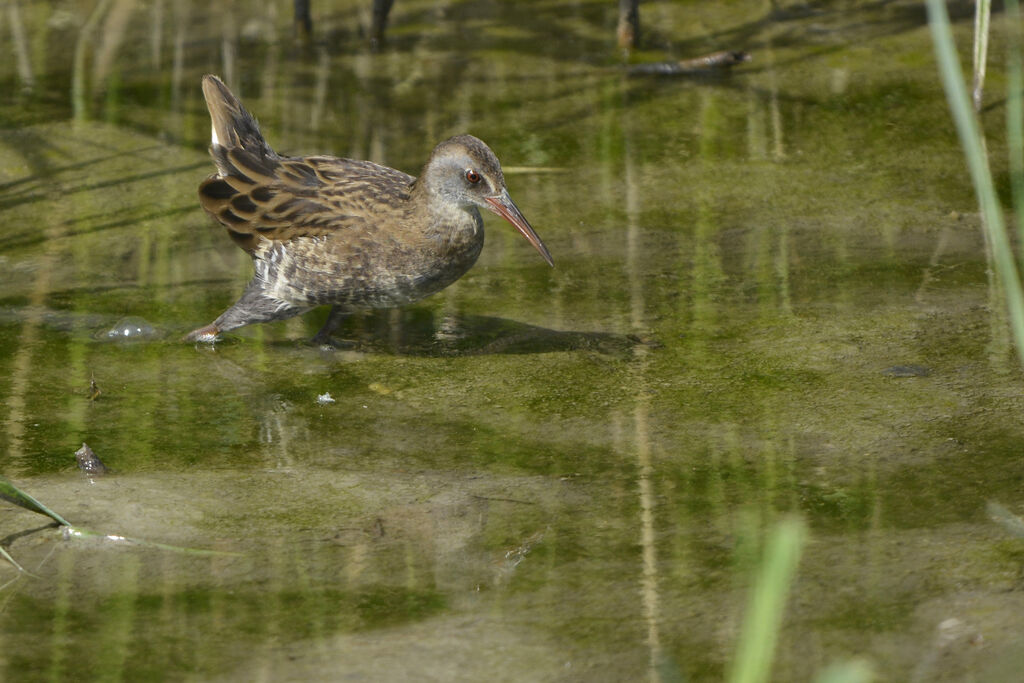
[1,1,1024,681]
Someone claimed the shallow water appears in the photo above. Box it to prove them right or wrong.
[2,1,1024,680]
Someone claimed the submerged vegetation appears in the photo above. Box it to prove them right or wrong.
[0,1,1023,680]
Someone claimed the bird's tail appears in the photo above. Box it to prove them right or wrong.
[202,75,277,174]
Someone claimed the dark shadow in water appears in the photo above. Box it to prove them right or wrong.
[0,160,206,213]
[0,303,651,358]
[297,311,656,358]
[1,205,197,252]
[1,522,60,550]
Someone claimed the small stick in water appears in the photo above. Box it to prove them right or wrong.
[628,50,752,76]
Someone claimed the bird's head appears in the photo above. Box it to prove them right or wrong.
[420,135,553,266]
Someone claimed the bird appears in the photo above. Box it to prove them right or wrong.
[184,74,553,344]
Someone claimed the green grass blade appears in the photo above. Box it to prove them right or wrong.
[0,475,71,527]
[927,0,1024,366]
[728,516,807,683]
[62,527,242,557]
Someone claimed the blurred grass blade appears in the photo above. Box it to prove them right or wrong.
[1007,0,1024,252]
[814,659,874,683]
[972,0,991,111]
[728,516,807,683]
[0,475,71,527]
[987,501,1024,538]
[927,0,1024,366]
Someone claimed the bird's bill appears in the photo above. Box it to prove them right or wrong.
[484,192,554,267]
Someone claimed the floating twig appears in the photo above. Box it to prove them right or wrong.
[628,50,751,76]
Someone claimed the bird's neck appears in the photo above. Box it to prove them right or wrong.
[409,179,484,251]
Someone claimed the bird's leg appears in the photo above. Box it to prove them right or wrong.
[184,282,307,342]
[311,305,350,345]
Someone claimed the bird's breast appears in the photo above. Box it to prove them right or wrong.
[250,216,483,311]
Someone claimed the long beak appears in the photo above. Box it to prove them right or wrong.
[484,192,554,267]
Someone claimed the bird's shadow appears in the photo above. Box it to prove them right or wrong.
[0,304,656,359]
[294,310,658,359]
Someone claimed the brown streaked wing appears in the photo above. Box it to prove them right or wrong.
[198,152,415,253]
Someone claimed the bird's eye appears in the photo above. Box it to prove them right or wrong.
[465,169,481,184]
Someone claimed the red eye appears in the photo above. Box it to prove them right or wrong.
[465,169,481,184]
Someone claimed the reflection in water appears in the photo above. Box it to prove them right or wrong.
[72,0,114,122]
[621,76,663,682]
[6,1,34,93]
[4,223,61,474]
[1,1,1024,680]
[634,395,663,683]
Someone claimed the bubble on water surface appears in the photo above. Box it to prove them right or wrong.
[104,317,157,340]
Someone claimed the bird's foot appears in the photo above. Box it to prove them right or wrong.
[183,324,221,343]
[309,326,335,346]
[309,332,357,350]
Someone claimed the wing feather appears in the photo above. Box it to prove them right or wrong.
[198,152,414,253]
